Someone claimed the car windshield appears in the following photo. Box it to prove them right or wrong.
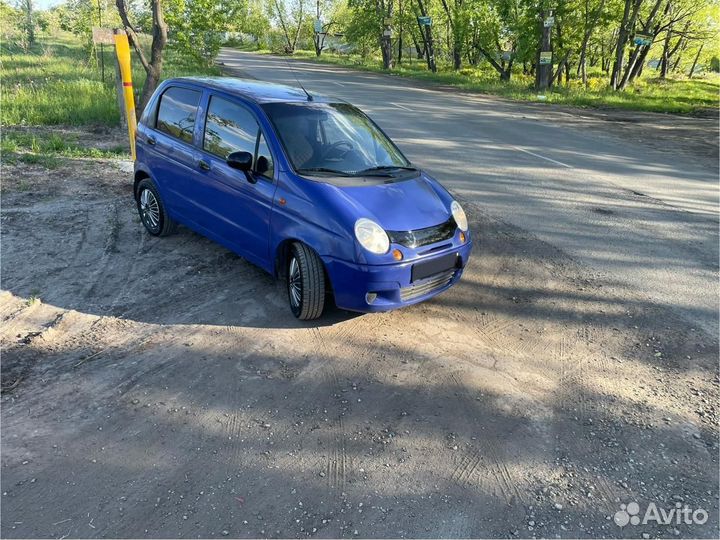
[262,102,412,176]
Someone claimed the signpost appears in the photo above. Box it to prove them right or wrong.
[539,51,552,65]
[417,15,431,26]
[92,27,114,45]
[633,33,653,46]
[543,16,555,27]
[92,26,114,83]
[313,18,323,33]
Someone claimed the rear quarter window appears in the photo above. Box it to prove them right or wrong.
[155,87,201,144]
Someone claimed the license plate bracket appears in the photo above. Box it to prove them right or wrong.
[411,252,459,282]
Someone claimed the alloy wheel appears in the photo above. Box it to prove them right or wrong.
[139,188,160,231]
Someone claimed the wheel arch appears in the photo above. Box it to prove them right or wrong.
[133,169,151,198]
[274,238,334,297]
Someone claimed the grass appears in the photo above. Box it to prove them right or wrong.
[258,48,719,114]
[1,131,127,158]
[1,32,221,126]
[1,130,130,169]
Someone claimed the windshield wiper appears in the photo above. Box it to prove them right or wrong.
[353,165,418,176]
[296,167,353,177]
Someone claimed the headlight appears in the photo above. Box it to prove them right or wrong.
[354,218,389,254]
[451,200,468,232]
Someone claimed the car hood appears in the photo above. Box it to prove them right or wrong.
[327,174,452,231]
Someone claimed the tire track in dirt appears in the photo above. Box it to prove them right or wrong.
[81,202,122,301]
[447,371,529,505]
[304,326,351,491]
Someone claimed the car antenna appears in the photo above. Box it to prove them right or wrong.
[284,56,313,101]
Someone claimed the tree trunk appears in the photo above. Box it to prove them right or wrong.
[688,43,703,78]
[313,0,322,56]
[536,8,553,90]
[440,0,462,70]
[380,0,394,69]
[21,0,35,47]
[416,0,436,72]
[611,0,643,89]
[578,0,606,85]
[477,45,512,81]
[398,0,404,64]
[628,42,650,82]
[116,0,168,115]
[659,31,671,78]
[618,0,664,90]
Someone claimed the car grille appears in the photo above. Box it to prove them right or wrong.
[400,269,455,301]
[387,218,456,249]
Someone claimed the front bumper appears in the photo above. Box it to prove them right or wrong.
[323,240,473,313]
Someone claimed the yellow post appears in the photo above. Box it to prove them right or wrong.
[114,31,137,160]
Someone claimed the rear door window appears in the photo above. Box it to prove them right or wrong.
[155,87,201,144]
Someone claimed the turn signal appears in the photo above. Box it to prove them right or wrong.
[459,231,466,243]
[392,249,403,261]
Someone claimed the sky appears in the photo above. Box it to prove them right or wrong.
[35,0,65,9]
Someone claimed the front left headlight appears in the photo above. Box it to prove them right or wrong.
[451,200,468,231]
[354,218,390,254]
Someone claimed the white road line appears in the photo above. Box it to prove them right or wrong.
[390,102,412,111]
[511,145,573,168]
[331,81,345,86]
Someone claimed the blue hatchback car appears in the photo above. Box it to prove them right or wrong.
[133,77,472,320]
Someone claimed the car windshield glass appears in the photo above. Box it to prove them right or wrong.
[262,102,411,176]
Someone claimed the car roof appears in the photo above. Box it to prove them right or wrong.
[171,76,341,104]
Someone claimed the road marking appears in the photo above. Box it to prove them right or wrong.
[390,102,412,111]
[331,81,345,86]
[511,145,572,168]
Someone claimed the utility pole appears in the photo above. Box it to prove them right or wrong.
[536,9,553,90]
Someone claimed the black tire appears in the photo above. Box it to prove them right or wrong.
[287,242,326,320]
[135,178,176,236]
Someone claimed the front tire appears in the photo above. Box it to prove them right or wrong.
[136,179,176,236]
[287,243,325,320]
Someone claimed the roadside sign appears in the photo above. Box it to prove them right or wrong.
[383,29,392,37]
[92,27,115,45]
[383,17,393,25]
[417,16,431,26]
[501,51,512,61]
[539,51,552,65]
[543,16,555,27]
[313,19,323,33]
[633,32,653,46]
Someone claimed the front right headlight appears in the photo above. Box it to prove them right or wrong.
[451,200,468,231]
[354,218,390,254]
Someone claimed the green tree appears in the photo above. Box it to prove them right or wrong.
[165,0,242,63]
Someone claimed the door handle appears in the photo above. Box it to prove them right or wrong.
[147,136,156,146]
[198,160,210,171]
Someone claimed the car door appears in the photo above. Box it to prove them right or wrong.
[192,94,277,270]
[142,85,202,221]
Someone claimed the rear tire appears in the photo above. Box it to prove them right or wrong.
[287,242,325,320]
[136,178,176,237]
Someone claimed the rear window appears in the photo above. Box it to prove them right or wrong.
[156,87,201,144]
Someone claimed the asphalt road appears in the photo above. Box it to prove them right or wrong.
[219,50,719,337]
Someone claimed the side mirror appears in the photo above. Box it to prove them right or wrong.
[226,151,253,171]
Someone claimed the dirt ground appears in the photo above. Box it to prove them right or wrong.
[1,128,718,538]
